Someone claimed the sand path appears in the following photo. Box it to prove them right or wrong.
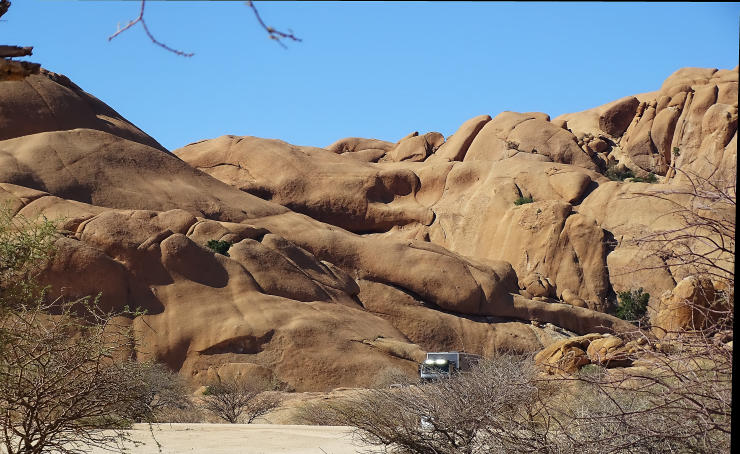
[88,424,365,454]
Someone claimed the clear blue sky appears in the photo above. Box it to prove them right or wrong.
[3,1,739,151]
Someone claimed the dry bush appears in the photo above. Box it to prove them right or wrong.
[139,363,200,423]
[370,366,419,389]
[199,377,284,424]
[321,351,730,453]
[151,406,207,424]
[316,353,560,454]
[0,299,154,454]
[1,206,158,454]
[630,163,735,287]
[288,400,339,426]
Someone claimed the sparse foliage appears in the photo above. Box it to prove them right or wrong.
[139,362,194,420]
[0,205,57,315]
[514,196,534,206]
[0,205,154,454]
[321,351,730,453]
[605,162,635,182]
[199,377,283,424]
[205,239,232,256]
[0,300,153,454]
[615,287,650,322]
[629,163,735,287]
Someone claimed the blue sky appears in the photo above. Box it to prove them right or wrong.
[3,1,739,151]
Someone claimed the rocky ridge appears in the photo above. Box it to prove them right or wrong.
[0,65,735,390]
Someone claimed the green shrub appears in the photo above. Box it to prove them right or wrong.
[630,173,658,184]
[514,196,534,206]
[206,239,232,256]
[672,147,680,156]
[605,165,635,182]
[615,287,650,322]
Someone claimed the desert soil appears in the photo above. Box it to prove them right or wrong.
[87,423,363,454]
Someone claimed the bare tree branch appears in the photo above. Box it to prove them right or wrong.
[108,1,301,56]
[246,1,302,49]
[108,0,194,57]
[0,0,10,21]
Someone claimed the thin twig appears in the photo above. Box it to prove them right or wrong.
[246,1,302,49]
[108,0,194,57]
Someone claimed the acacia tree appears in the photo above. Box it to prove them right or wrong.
[200,377,283,424]
[0,206,155,454]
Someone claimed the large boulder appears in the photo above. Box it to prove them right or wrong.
[464,111,599,171]
[0,69,167,151]
[174,135,435,233]
[534,334,601,374]
[427,115,491,162]
[599,96,640,137]
[652,276,717,339]
[387,132,445,162]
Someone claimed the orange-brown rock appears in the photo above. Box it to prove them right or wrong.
[586,335,632,367]
[325,137,394,156]
[464,111,599,171]
[554,66,737,180]
[652,276,717,339]
[356,279,546,355]
[387,132,445,163]
[535,334,602,374]
[521,273,556,298]
[428,114,491,162]
[561,288,588,309]
[174,135,435,233]
[4,65,734,391]
[599,96,640,136]
[0,70,166,151]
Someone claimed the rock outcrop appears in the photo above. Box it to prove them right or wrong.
[1,65,734,390]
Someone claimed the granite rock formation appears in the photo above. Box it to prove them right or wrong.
[1,65,735,389]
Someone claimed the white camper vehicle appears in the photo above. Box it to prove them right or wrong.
[418,352,480,381]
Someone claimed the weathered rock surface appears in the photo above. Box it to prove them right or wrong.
[535,334,601,374]
[0,69,167,151]
[652,276,718,339]
[1,65,734,390]
[536,333,635,373]
[463,111,599,171]
[555,66,738,182]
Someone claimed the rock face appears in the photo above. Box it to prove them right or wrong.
[1,66,734,390]
[555,66,738,182]
[535,333,636,374]
[652,277,718,339]
[0,69,167,151]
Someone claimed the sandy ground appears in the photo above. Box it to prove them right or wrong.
[88,423,365,454]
